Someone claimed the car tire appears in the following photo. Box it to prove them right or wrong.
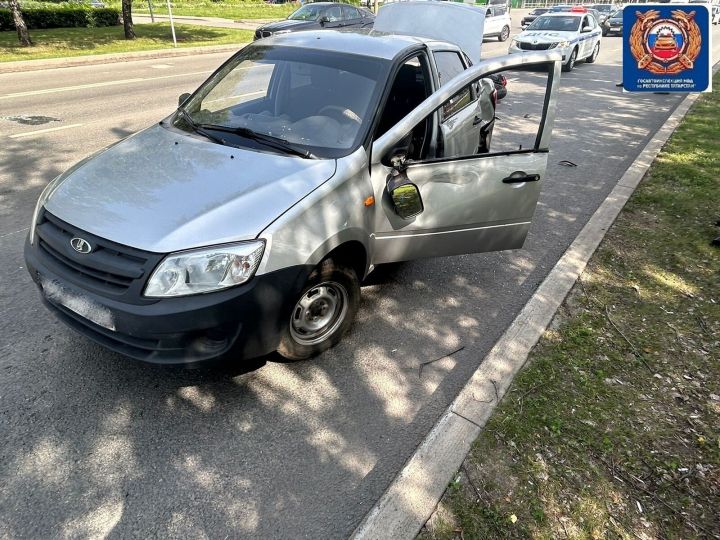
[498,25,510,42]
[586,42,600,63]
[562,47,577,72]
[277,258,360,361]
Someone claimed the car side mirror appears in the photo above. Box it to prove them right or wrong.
[319,15,329,25]
[387,168,423,220]
[178,93,191,107]
[581,25,592,33]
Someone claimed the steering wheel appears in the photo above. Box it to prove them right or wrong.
[317,105,362,125]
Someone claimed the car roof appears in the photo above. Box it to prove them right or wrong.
[540,12,584,17]
[258,29,450,61]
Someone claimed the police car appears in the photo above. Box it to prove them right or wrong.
[509,9,602,72]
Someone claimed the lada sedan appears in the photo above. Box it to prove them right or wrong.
[25,2,561,365]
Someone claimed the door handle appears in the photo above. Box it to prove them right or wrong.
[502,171,540,184]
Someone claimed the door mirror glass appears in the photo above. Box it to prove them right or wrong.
[387,171,424,219]
[178,92,191,107]
[319,15,330,24]
[582,25,592,32]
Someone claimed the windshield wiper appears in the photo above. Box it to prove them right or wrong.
[176,108,230,147]
[195,124,316,159]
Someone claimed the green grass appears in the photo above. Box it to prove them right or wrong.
[107,0,297,20]
[0,23,253,62]
[420,73,720,540]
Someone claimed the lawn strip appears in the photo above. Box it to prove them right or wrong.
[0,24,253,62]
[420,73,720,540]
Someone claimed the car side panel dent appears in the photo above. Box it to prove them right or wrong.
[256,146,373,278]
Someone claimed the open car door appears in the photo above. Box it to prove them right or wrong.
[369,52,561,265]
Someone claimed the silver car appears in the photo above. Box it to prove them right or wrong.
[24,2,561,365]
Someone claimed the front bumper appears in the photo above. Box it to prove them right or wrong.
[25,237,312,365]
[508,42,570,61]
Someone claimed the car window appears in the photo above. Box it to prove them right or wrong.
[341,5,360,19]
[527,15,581,31]
[180,46,390,158]
[408,65,556,161]
[288,4,324,21]
[434,51,474,121]
[585,15,596,29]
[324,5,343,22]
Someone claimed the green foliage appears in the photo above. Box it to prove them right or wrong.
[0,23,253,62]
[0,6,120,31]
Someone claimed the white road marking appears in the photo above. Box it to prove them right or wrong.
[9,123,84,139]
[0,70,213,100]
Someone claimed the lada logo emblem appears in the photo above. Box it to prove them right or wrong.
[70,237,92,254]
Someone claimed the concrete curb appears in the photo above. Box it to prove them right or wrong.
[351,83,711,540]
[0,43,248,74]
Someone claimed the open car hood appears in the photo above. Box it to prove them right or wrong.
[44,124,337,254]
[373,1,485,64]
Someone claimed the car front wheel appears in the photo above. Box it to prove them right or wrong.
[277,258,360,360]
[562,47,577,72]
[498,25,510,42]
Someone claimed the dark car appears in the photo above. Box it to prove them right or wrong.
[254,2,375,40]
[521,7,550,27]
[590,3,617,25]
[602,10,623,36]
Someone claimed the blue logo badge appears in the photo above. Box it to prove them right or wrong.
[623,4,711,93]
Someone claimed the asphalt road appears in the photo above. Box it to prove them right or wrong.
[1,23,719,538]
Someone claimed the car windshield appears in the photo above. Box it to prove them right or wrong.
[610,10,622,18]
[591,4,612,12]
[288,4,324,21]
[177,45,389,158]
[527,15,581,31]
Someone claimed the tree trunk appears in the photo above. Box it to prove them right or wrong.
[8,0,32,47]
[122,0,135,40]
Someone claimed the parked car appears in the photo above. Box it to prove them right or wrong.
[521,7,550,27]
[483,5,512,41]
[601,9,623,35]
[254,2,374,40]
[25,2,562,365]
[712,4,720,25]
[509,12,602,72]
[590,3,618,25]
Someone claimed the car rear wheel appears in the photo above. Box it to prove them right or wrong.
[562,48,577,72]
[586,42,600,64]
[277,258,360,361]
[498,25,510,42]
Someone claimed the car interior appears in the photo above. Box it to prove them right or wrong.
[374,56,434,162]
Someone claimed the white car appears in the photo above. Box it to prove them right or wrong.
[509,11,602,72]
[483,5,512,41]
[712,5,720,25]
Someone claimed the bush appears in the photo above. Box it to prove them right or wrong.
[0,6,120,31]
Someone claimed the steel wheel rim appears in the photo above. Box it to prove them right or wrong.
[290,281,348,346]
[501,27,509,40]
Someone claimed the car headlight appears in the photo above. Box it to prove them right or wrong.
[144,241,265,297]
[550,40,569,49]
[510,38,519,48]
[29,175,64,246]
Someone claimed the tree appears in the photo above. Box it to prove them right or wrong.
[122,0,135,39]
[8,0,32,47]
